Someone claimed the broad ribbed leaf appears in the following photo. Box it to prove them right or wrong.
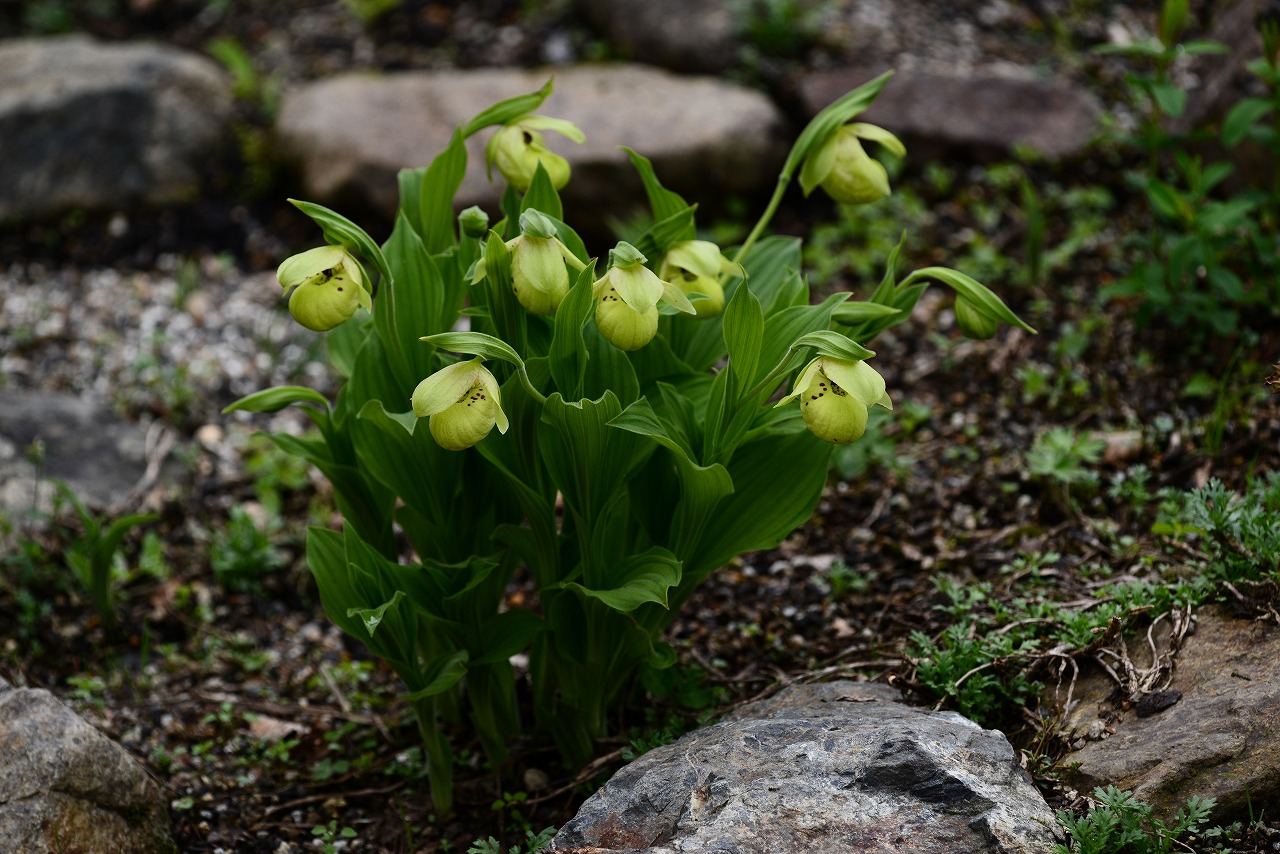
[223,385,329,414]
[521,162,563,220]
[423,331,526,368]
[461,79,554,137]
[419,129,468,253]
[723,281,764,388]
[564,547,682,612]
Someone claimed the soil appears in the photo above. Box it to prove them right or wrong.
[2,2,1280,853]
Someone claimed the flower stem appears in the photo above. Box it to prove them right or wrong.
[732,172,791,267]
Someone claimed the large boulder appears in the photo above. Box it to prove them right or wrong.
[0,675,175,854]
[550,681,1063,853]
[1059,607,1280,821]
[798,67,1102,159]
[0,36,232,223]
[274,65,788,234]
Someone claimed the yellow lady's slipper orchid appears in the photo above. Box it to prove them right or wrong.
[593,242,695,351]
[776,356,892,444]
[277,245,372,332]
[658,240,742,318]
[411,359,509,451]
[801,122,906,206]
[469,210,587,316]
[954,296,999,340]
[486,114,585,193]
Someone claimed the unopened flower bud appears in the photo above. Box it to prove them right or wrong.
[954,296,999,340]
[458,206,490,239]
[277,245,372,332]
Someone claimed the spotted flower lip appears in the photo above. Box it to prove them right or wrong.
[277,245,372,332]
[411,359,509,451]
[777,356,892,444]
[658,240,742,319]
[800,122,906,206]
[485,114,584,193]
[592,242,695,351]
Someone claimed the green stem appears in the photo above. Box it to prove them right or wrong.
[411,697,454,817]
[732,172,791,266]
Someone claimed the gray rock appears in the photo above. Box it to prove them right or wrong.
[0,676,175,853]
[575,0,739,73]
[274,65,788,233]
[0,391,154,514]
[1059,607,1280,821]
[550,681,1063,853]
[798,68,1102,159]
[0,35,232,223]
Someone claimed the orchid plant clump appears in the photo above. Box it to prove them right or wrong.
[227,75,1033,814]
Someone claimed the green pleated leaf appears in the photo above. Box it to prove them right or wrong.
[222,385,329,414]
[403,650,470,701]
[685,429,832,583]
[520,161,563,220]
[461,79,554,137]
[757,293,850,388]
[470,611,544,665]
[419,128,469,253]
[792,330,875,361]
[723,281,764,388]
[623,146,689,222]
[347,589,406,638]
[564,547,682,612]
[539,392,651,531]
[355,399,462,522]
[549,266,596,398]
[831,302,902,325]
[422,331,526,369]
[382,213,446,378]
[290,199,392,285]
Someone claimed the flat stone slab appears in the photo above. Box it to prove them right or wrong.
[275,64,788,228]
[799,67,1102,159]
[1059,607,1280,821]
[550,681,1063,853]
[0,35,231,222]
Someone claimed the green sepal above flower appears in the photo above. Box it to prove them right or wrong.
[411,358,509,451]
[593,242,695,351]
[777,356,892,444]
[658,240,742,318]
[800,122,905,206]
[277,245,372,332]
[486,114,584,193]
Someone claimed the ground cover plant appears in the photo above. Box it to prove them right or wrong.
[2,1,1280,851]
